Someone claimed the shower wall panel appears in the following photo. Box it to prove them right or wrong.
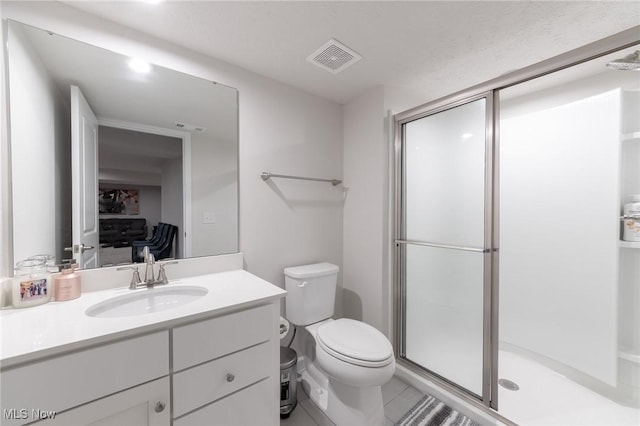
[499,89,620,386]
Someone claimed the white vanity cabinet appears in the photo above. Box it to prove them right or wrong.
[0,332,170,426]
[0,267,285,426]
[0,302,280,426]
[172,304,278,425]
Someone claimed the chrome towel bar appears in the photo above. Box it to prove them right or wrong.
[261,172,342,186]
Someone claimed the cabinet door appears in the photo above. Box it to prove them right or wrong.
[1,331,169,426]
[38,377,169,426]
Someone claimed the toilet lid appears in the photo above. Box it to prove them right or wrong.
[317,319,393,367]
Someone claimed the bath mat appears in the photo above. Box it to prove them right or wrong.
[395,395,482,426]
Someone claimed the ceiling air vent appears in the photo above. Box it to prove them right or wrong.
[307,38,362,75]
[174,121,207,133]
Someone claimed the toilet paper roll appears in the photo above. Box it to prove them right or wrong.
[279,316,290,340]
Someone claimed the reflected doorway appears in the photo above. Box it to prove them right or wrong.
[97,123,187,267]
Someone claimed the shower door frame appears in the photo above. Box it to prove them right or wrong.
[392,25,640,417]
[394,90,499,407]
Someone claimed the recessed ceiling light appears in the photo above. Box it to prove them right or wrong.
[461,133,473,139]
[129,58,151,74]
[142,0,165,4]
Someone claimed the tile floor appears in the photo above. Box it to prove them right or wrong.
[280,376,423,426]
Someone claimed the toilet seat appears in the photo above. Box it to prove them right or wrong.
[317,319,393,368]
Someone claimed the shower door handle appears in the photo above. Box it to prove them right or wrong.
[395,239,490,253]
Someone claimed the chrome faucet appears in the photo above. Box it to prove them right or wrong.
[142,246,155,283]
[117,247,178,289]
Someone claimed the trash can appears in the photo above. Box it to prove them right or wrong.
[280,346,297,418]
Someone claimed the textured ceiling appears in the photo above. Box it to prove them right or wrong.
[61,1,640,104]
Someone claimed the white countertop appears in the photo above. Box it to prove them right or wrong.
[0,269,286,368]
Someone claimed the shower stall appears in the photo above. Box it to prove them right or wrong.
[394,36,640,425]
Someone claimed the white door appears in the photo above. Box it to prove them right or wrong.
[70,85,99,269]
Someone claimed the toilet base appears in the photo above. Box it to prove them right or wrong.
[300,357,386,426]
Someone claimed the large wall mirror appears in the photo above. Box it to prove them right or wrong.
[6,20,239,270]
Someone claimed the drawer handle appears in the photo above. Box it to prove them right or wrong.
[226,373,235,383]
[154,401,166,413]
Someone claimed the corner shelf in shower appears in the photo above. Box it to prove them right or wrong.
[619,241,640,249]
[621,132,640,142]
[619,347,640,364]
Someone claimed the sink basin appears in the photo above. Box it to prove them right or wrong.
[86,286,208,318]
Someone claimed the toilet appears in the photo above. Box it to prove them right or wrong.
[284,262,395,426]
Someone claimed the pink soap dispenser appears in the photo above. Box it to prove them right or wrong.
[54,261,82,301]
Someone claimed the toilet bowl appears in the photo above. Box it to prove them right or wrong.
[301,319,395,426]
[314,318,395,387]
[284,263,395,426]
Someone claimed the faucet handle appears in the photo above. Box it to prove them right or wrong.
[116,266,142,290]
[157,261,178,284]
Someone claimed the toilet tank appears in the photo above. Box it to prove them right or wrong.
[284,262,339,326]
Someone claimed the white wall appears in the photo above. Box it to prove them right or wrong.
[161,158,183,258]
[340,85,425,338]
[98,125,179,187]
[0,9,11,289]
[0,2,344,296]
[240,82,344,312]
[340,85,426,338]
[342,86,386,331]
[190,131,238,258]
[7,21,70,266]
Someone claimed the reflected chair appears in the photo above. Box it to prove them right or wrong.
[131,224,177,263]
[132,223,169,262]
[148,225,177,261]
[133,222,167,248]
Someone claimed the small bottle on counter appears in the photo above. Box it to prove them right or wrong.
[54,261,82,301]
[623,195,640,242]
[12,259,52,308]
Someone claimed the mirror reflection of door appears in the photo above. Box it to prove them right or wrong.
[70,85,99,269]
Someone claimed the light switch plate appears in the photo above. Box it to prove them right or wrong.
[203,211,216,224]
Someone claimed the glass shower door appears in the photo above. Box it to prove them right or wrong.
[397,94,494,401]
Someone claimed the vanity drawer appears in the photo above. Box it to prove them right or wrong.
[173,341,272,417]
[174,378,275,426]
[172,304,273,371]
[0,331,169,426]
